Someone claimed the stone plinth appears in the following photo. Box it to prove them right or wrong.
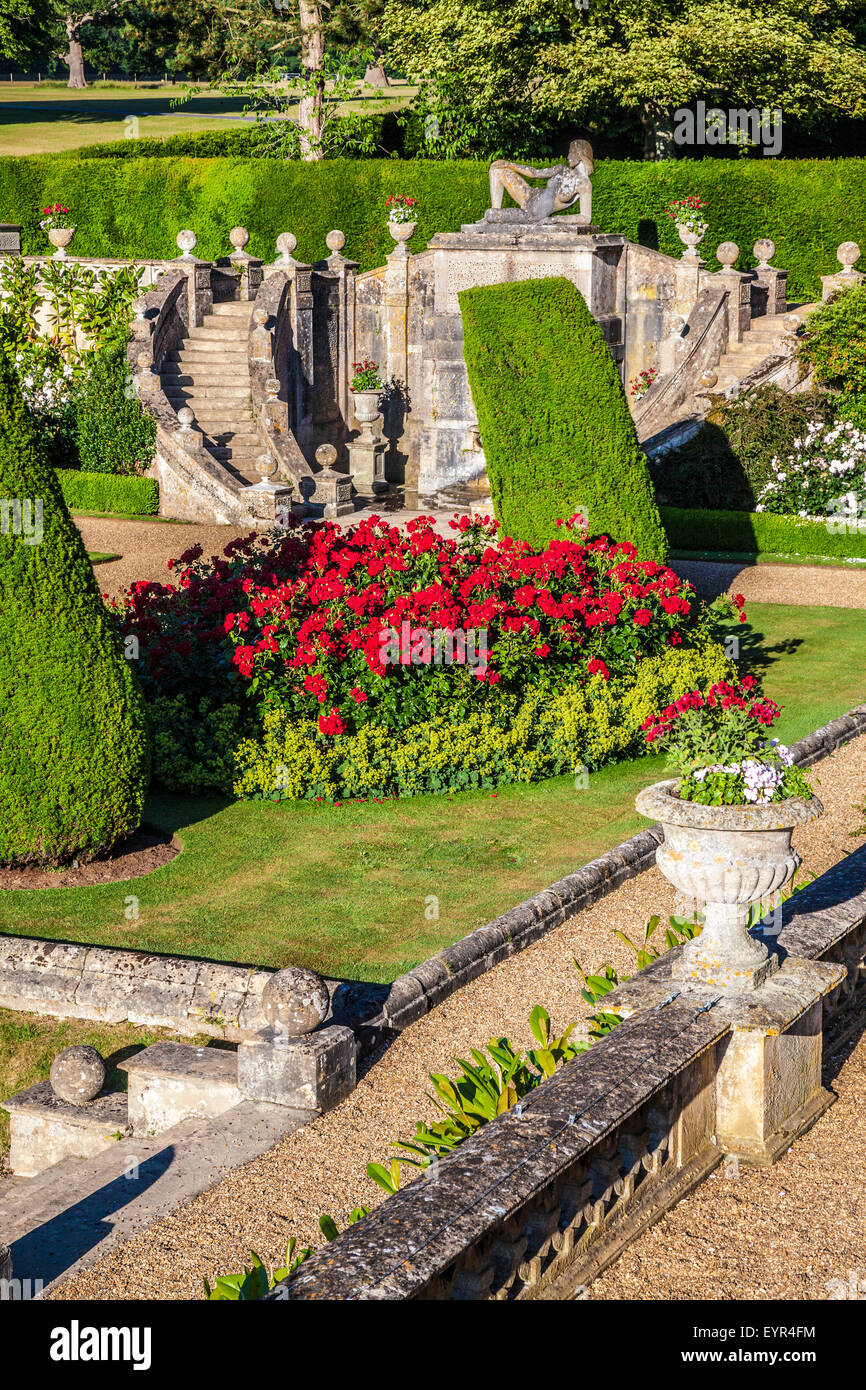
[415,223,627,501]
[118,1042,241,1136]
[714,957,844,1163]
[348,433,388,495]
[237,1024,356,1113]
[2,1083,129,1177]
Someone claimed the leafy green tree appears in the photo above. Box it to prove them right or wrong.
[383,0,866,158]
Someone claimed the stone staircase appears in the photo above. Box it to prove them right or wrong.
[160,300,263,486]
[711,305,817,394]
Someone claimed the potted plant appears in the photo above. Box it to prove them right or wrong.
[666,195,708,260]
[39,203,75,259]
[635,678,821,990]
[349,359,384,425]
[386,194,418,253]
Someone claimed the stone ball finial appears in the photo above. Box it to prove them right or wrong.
[265,376,280,399]
[253,305,268,328]
[716,241,739,269]
[132,297,148,321]
[326,229,346,255]
[177,407,195,430]
[136,351,152,371]
[753,238,775,269]
[230,226,250,252]
[262,967,330,1036]
[838,241,861,270]
[316,443,338,469]
[276,232,297,258]
[699,371,718,390]
[50,1046,105,1106]
[176,229,197,255]
[784,313,803,333]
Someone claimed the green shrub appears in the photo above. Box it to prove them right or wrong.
[0,358,149,865]
[56,469,159,515]
[74,340,157,475]
[651,388,840,512]
[2,156,865,296]
[799,285,866,398]
[232,642,733,801]
[460,277,667,560]
[660,506,866,559]
[148,695,243,795]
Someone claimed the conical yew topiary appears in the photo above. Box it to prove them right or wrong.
[0,357,149,865]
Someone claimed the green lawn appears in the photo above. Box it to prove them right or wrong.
[1,601,863,983]
[0,81,415,155]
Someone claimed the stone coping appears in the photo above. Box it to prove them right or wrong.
[273,999,732,1300]
[117,1041,238,1083]
[2,1081,128,1129]
[634,779,822,830]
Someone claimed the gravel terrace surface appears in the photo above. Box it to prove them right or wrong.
[75,510,458,599]
[49,735,866,1301]
[676,558,866,609]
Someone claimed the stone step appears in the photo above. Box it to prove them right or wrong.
[201,431,261,448]
[118,1042,241,1136]
[164,369,251,388]
[210,301,256,317]
[187,326,249,344]
[195,418,258,434]
[164,386,251,403]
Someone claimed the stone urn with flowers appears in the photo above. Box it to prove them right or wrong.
[349,359,385,432]
[667,195,708,262]
[386,194,418,256]
[635,676,821,990]
[40,202,75,259]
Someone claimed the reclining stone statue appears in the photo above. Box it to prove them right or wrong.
[487,140,594,224]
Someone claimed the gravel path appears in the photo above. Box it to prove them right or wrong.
[49,735,866,1301]
[676,558,866,609]
[78,516,866,608]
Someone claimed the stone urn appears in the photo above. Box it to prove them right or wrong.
[48,226,75,259]
[351,388,382,429]
[388,220,416,257]
[635,780,822,991]
[675,222,706,261]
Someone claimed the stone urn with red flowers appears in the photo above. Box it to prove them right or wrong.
[635,675,821,991]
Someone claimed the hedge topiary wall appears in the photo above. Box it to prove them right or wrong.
[460,276,668,561]
[2,155,864,298]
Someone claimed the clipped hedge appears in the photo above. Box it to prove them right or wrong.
[0,358,149,865]
[2,155,865,295]
[56,469,159,515]
[461,277,667,560]
[232,642,734,801]
[661,506,866,560]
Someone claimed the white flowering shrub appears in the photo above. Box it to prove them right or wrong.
[755,418,866,522]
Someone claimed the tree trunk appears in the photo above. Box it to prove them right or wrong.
[64,17,87,89]
[640,105,675,160]
[297,0,325,161]
[364,63,389,89]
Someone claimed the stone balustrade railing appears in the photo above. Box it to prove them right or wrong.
[269,841,866,1301]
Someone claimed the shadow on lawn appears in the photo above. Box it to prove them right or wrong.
[737,623,804,680]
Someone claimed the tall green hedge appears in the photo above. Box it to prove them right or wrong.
[460,277,668,561]
[0,359,149,865]
[2,155,865,297]
[661,506,866,560]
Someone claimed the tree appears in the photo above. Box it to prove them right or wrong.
[0,0,135,87]
[0,357,149,866]
[382,0,866,159]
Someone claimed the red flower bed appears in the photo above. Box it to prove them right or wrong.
[114,513,731,737]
